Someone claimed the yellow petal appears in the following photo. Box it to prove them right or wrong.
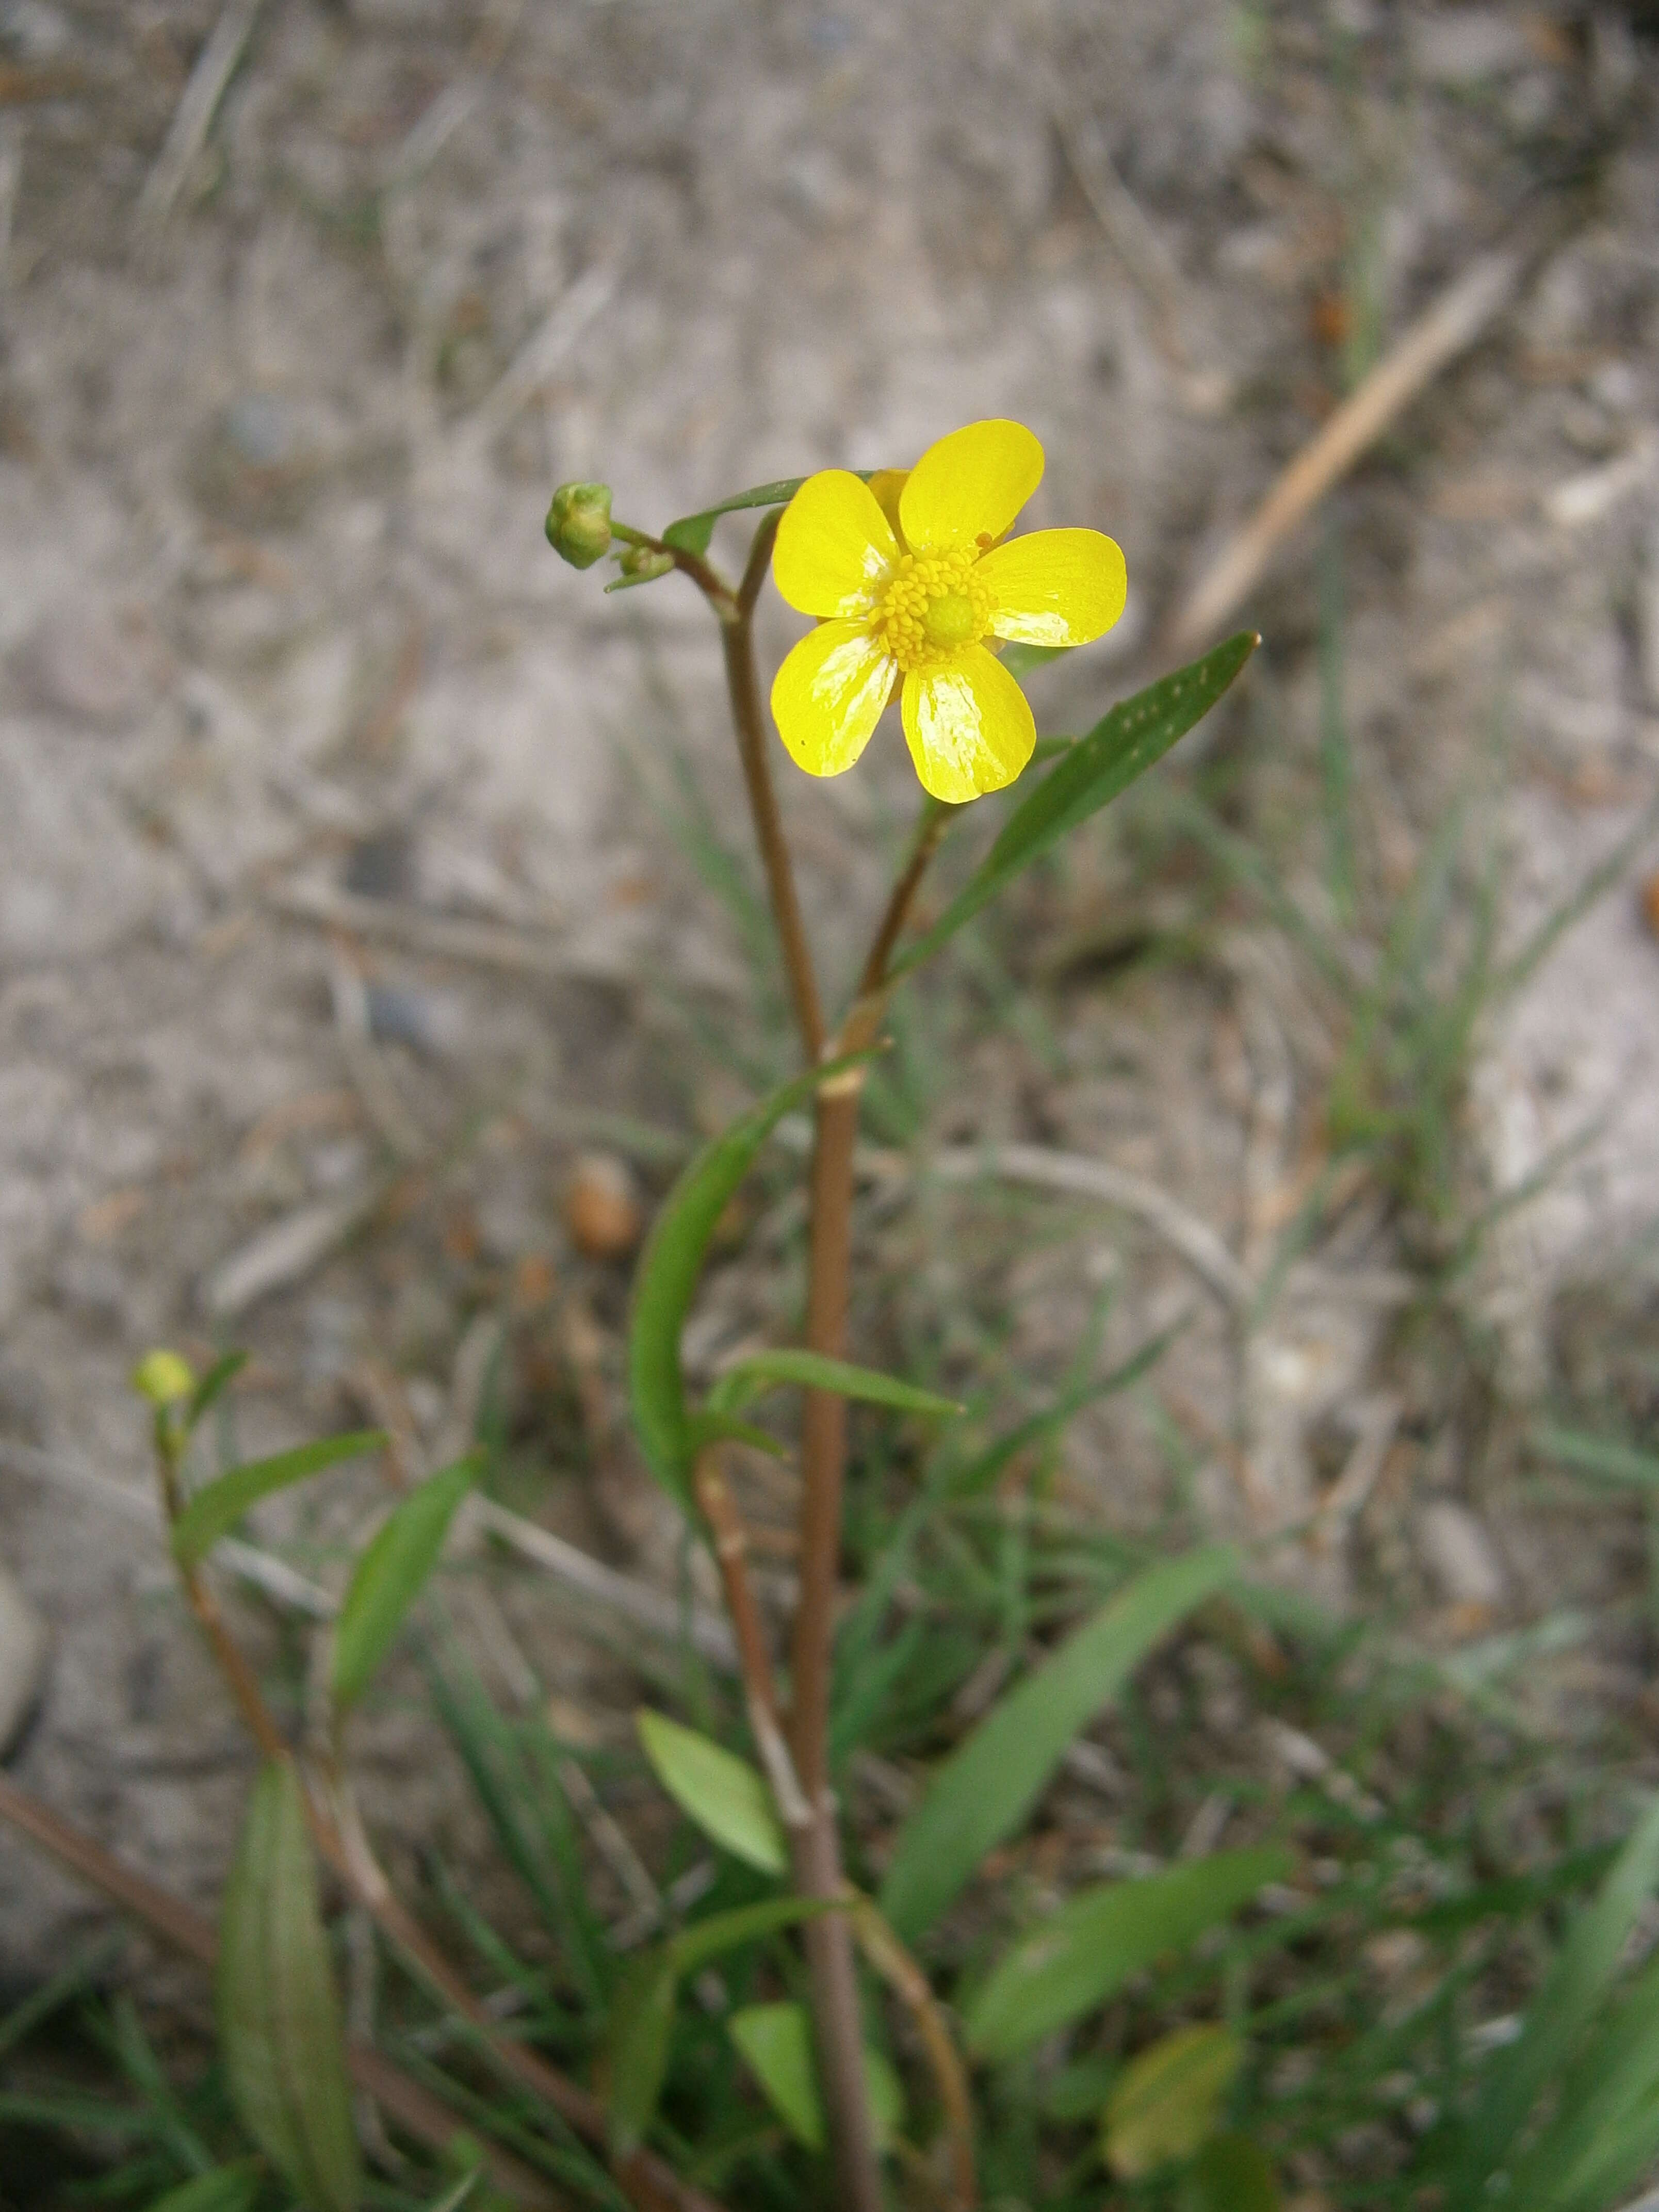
[772,471,898,618]
[771,620,896,777]
[865,468,910,547]
[898,420,1044,556]
[901,647,1035,804]
[981,528,1128,648]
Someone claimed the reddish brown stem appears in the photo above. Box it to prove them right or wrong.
[718,514,826,1064]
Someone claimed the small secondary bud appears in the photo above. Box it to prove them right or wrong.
[613,544,675,585]
[545,481,613,570]
[133,1348,196,1407]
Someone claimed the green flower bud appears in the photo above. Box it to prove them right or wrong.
[545,481,613,570]
[133,1348,196,1408]
[606,544,676,591]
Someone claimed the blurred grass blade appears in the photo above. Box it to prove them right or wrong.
[187,1352,248,1431]
[216,1761,362,2212]
[706,1350,961,1422]
[889,633,1258,982]
[636,1710,786,1875]
[628,1053,872,1499]
[146,2165,264,2212]
[1454,1793,1659,2191]
[1181,2131,1280,2212]
[331,1455,479,1711]
[419,2174,483,2212]
[1504,1951,1659,2212]
[728,2003,903,2153]
[879,1545,1237,1939]
[1531,1424,1659,1490]
[668,1894,838,1975]
[172,1431,386,1570]
[1103,2023,1241,2179]
[966,1844,1290,2061]
[605,1948,677,2157]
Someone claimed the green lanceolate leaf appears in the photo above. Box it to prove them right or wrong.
[628,1053,873,1500]
[888,632,1258,982]
[728,2003,904,2153]
[216,1761,361,2212]
[966,1844,1290,2061]
[605,1948,678,2157]
[1103,2023,1242,2179]
[637,1709,787,1875]
[1531,1425,1659,1490]
[1453,1793,1659,2193]
[706,1349,962,1423]
[1181,2132,1280,2212]
[331,1454,480,1711]
[660,469,874,557]
[603,1895,839,2156]
[172,1430,386,1570]
[879,1545,1237,1940]
[666,1894,837,1975]
[187,1351,249,1431]
[145,2163,264,2212]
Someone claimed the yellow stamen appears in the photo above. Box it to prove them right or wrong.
[871,551,991,673]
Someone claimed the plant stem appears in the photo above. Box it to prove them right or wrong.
[790,1066,883,2212]
[717,512,826,1063]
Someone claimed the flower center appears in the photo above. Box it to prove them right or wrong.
[871,552,991,673]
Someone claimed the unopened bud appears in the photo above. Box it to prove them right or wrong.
[545,481,613,570]
[133,1348,196,1408]
[606,544,676,591]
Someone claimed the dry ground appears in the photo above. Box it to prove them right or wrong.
[1,0,1658,2006]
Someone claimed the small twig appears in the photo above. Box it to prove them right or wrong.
[931,1142,1252,1310]
[328,940,429,1163]
[1051,92,1225,410]
[460,261,620,458]
[134,0,263,246]
[0,1438,336,1618]
[471,1494,739,1669]
[847,1892,978,2212]
[718,510,827,1063]
[1165,245,1525,657]
[693,1451,810,1832]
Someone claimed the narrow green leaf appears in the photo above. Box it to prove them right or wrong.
[1181,2132,1280,2212]
[728,2003,902,2153]
[966,1844,1290,2061]
[879,1545,1237,1939]
[1456,1793,1659,2190]
[605,1949,677,2157]
[187,1351,249,1430]
[172,1430,386,1570]
[331,1455,479,1711]
[1531,1424,1659,1490]
[419,2174,483,2212]
[684,1411,789,1459]
[637,1710,786,1875]
[706,1350,961,1422]
[145,2164,264,2212]
[888,633,1258,982]
[660,470,873,556]
[1504,1951,1659,2212]
[1103,2024,1241,2178]
[628,1053,873,1499]
[668,1894,839,1976]
[216,1761,361,2212]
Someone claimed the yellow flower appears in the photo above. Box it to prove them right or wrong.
[769,419,1126,805]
